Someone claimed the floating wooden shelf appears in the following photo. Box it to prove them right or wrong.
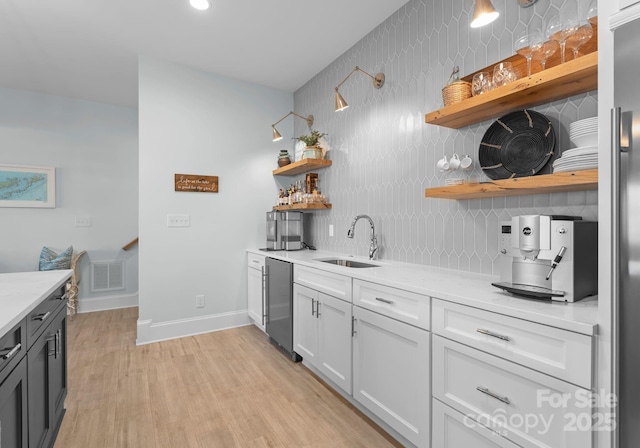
[425,51,598,129]
[273,203,332,211]
[424,169,598,200]
[272,159,332,176]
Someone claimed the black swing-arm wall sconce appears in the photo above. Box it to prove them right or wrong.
[272,111,314,142]
[334,66,385,112]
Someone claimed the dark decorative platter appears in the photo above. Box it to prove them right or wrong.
[479,110,555,180]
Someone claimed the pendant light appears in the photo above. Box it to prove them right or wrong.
[470,0,499,28]
[189,0,211,11]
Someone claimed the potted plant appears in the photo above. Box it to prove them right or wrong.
[295,130,327,159]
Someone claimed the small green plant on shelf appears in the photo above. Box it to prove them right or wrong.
[295,130,327,147]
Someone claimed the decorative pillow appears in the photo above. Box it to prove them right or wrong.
[39,246,73,271]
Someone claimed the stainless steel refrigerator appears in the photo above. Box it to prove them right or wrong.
[613,19,640,447]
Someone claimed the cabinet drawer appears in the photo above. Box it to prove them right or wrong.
[294,265,351,302]
[0,318,27,385]
[353,279,430,330]
[433,335,592,448]
[247,252,265,270]
[432,399,520,448]
[432,299,592,388]
[26,284,67,349]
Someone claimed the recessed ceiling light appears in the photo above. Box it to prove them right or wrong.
[190,0,211,11]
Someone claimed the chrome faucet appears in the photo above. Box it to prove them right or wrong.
[347,214,379,260]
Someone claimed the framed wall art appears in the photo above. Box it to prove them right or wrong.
[0,164,56,208]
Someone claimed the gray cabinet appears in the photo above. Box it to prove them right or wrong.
[0,346,28,448]
[27,302,67,448]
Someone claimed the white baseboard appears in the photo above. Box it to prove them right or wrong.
[136,310,250,345]
[78,292,138,313]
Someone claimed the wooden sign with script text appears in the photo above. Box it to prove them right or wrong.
[174,174,219,193]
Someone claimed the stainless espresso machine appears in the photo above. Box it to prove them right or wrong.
[492,215,597,302]
[265,211,305,251]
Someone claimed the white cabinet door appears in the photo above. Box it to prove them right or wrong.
[247,266,264,330]
[352,306,430,447]
[293,283,319,368]
[317,292,352,394]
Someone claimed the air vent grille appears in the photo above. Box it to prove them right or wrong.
[91,261,125,292]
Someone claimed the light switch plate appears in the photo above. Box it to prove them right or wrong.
[75,217,92,227]
[167,214,190,227]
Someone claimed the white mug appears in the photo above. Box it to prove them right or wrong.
[449,153,461,170]
[436,155,450,172]
[460,154,473,170]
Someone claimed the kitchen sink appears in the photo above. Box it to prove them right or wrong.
[315,258,379,268]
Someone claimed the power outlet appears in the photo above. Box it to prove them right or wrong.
[196,294,205,308]
[75,217,92,227]
[167,214,190,227]
[329,224,334,237]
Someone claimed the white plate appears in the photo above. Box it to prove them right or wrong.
[571,134,598,147]
[553,160,598,168]
[570,130,597,138]
[570,120,597,127]
[553,154,598,164]
[553,163,598,173]
[561,146,598,157]
[553,157,598,166]
[570,127,597,134]
[570,117,598,129]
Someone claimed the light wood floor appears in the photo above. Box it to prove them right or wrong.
[55,308,401,448]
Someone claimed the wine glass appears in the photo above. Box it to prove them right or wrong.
[531,39,559,70]
[514,30,543,77]
[587,0,597,27]
[565,20,593,59]
[547,16,579,64]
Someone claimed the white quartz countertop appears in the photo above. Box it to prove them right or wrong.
[0,270,73,337]
[248,249,598,336]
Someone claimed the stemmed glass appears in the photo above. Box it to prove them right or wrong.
[587,0,597,27]
[565,20,593,59]
[531,39,558,70]
[514,30,543,77]
[547,16,579,64]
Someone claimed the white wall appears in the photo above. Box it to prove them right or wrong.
[137,57,293,344]
[0,87,139,311]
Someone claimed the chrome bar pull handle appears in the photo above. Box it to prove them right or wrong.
[612,106,623,406]
[32,311,51,322]
[352,316,357,336]
[476,328,510,341]
[58,294,68,301]
[316,301,321,318]
[260,267,266,326]
[47,335,56,357]
[375,297,394,305]
[55,331,60,359]
[311,298,316,316]
[1,343,21,360]
[476,386,511,404]
[264,265,270,324]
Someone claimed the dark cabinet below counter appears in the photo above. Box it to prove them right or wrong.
[0,284,68,448]
[0,356,28,448]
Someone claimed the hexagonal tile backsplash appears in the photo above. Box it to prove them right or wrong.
[291,0,598,275]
